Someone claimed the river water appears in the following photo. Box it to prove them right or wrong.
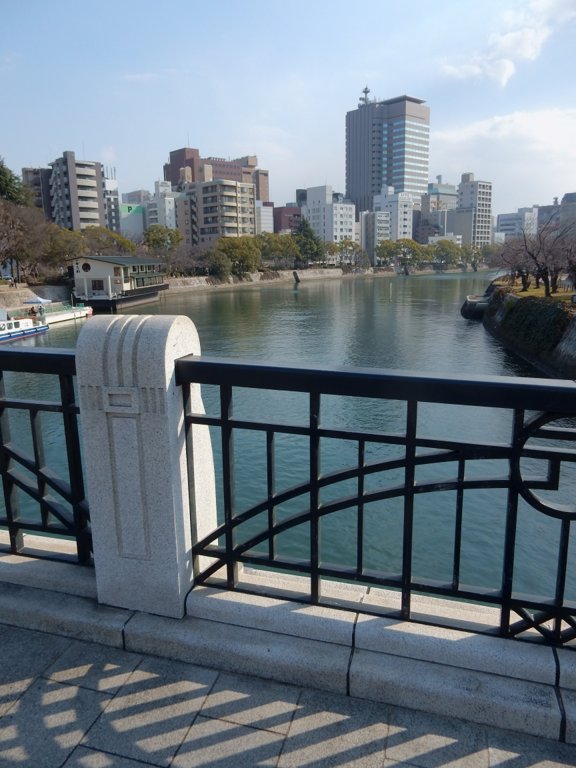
[23,272,576,600]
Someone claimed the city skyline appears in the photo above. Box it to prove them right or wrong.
[3,0,576,218]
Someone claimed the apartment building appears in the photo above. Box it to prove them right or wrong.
[48,151,107,231]
[176,179,256,248]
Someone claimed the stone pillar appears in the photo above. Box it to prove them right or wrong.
[76,314,216,618]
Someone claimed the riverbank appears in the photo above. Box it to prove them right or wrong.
[482,289,576,379]
[166,268,346,293]
[165,266,487,294]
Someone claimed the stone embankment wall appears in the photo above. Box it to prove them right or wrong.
[0,284,71,311]
[167,269,345,292]
[482,290,576,379]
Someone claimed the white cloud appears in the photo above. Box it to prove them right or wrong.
[442,0,575,86]
[432,108,576,212]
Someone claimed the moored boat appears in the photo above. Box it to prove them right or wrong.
[0,314,48,342]
[460,294,490,320]
[42,302,93,325]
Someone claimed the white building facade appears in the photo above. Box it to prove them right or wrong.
[373,186,414,241]
[455,172,493,246]
[255,201,274,234]
[146,181,178,230]
[496,207,538,241]
[359,210,391,265]
[302,185,355,243]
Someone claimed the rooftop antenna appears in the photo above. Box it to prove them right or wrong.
[360,86,370,106]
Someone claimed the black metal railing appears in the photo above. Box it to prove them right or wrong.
[3,345,576,645]
[177,356,576,645]
[0,348,91,563]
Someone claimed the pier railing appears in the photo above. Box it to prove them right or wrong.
[1,314,576,644]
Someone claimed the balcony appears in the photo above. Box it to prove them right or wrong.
[1,316,576,745]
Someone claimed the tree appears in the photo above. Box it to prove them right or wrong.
[43,225,85,268]
[375,240,398,266]
[292,218,324,265]
[432,239,461,269]
[143,225,183,253]
[0,199,50,281]
[498,215,572,296]
[199,249,232,280]
[395,239,423,273]
[327,238,364,267]
[499,238,532,290]
[82,226,136,255]
[0,158,33,206]
[215,236,261,278]
[257,232,300,269]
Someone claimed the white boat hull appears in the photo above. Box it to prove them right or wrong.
[0,318,49,343]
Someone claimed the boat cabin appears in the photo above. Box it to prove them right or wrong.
[68,254,168,312]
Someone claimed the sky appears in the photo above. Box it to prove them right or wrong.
[2,0,576,218]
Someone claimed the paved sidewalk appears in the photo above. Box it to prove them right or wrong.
[1,622,576,767]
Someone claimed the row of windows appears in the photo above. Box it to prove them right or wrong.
[390,139,429,150]
[391,159,429,169]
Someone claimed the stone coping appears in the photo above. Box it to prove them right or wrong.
[0,547,574,743]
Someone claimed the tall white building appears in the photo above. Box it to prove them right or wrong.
[49,151,106,231]
[301,185,355,243]
[255,201,274,234]
[373,186,414,241]
[146,181,178,230]
[359,211,391,265]
[452,172,493,246]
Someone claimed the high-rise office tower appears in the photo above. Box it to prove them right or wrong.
[345,88,430,214]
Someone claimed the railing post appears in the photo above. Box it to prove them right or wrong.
[76,314,216,618]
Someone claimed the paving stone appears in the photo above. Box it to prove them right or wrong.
[487,723,576,765]
[0,624,72,716]
[44,639,143,694]
[62,745,158,766]
[83,655,219,766]
[0,677,109,767]
[199,671,300,735]
[385,705,489,767]
[277,688,389,767]
[173,716,284,767]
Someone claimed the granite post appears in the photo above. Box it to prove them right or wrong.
[76,314,216,618]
